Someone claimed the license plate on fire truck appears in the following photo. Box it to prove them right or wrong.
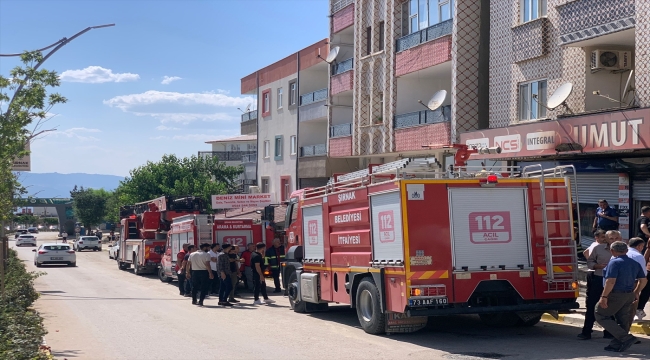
[409,297,448,307]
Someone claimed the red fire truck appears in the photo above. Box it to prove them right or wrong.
[117,196,206,276]
[282,147,580,334]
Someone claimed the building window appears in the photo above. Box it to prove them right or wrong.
[520,0,546,23]
[379,22,385,51]
[290,135,297,155]
[281,177,290,201]
[409,0,454,33]
[519,79,547,121]
[262,89,271,116]
[264,140,270,158]
[261,178,270,193]
[366,26,372,55]
[277,88,283,109]
[289,81,297,106]
[274,135,283,160]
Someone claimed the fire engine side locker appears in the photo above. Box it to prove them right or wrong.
[301,202,332,303]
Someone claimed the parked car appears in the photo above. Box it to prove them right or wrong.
[28,227,38,233]
[16,234,37,247]
[49,225,59,231]
[14,229,29,239]
[33,243,76,267]
[108,242,120,260]
[74,236,102,252]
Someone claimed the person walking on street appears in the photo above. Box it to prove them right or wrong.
[579,230,615,340]
[241,243,255,291]
[186,243,213,306]
[251,242,275,305]
[217,244,234,306]
[183,245,196,297]
[595,241,647,352]
[593,199,619,232]
[208,243,221,296]
[636,206,650,242]
[584,230,607,259]
[266,238,285,293]
[228,246,241,303]
[62,231,68,243]
[176,243,189,296]
[624,238,648,321]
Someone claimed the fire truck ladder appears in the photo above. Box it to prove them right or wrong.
[523,165,579,293]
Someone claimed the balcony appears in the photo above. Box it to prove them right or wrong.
[300,144,327,157]
[332,58,353,76]
[329,136,352,157]
[300,88,328,106]
[558,0,635,46]
[332,0,353,13]
[241,110,257,122]
[198,151,256,162]
[396,19,453,52]
[242,154,257,164]
[332,0,354,33]
[394,106,451,129]
[330,123,352,138]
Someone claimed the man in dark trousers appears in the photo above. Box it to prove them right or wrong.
[579,230,614,340]
[217,244,234,306]
[186,243,213,306]
[251,242,275,305]
[593,199,619,232]
[265,238,285,293]
[176,243,189,296]
[635,206,650,320]
[596,241,647,352]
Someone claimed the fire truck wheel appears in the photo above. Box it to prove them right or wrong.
[159,267,172,283]
[517,314,542,327]
[355,278,385,335]
[478,312,520,327]
[133,254,141,275]
[287,271,307,313]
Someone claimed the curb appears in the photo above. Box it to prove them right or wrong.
[542,313,650,336]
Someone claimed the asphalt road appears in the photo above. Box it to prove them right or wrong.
[10,232,650,360]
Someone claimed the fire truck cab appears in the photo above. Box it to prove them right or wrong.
[282,152,580,334]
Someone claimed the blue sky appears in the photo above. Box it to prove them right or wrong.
[0,0,328,176]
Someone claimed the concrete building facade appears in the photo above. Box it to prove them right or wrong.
[200,134,257,193]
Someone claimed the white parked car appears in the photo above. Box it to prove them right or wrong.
[33,243,76,267]
[16,234,37,247]
[74,236,102,252]
[108,242,120,260]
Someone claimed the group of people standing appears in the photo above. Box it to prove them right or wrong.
[173,238,285,307]
[578,202,650,353]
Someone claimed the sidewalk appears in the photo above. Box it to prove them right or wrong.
[542,313,650,336]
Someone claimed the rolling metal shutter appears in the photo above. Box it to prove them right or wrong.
[449,188,531,270]
[633,177,650,201]
[370,191,404,263]
[302,205,325,261]
[574,173,620,204]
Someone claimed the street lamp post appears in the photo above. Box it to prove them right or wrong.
[0,24,115,297]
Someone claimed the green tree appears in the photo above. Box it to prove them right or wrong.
[115,154,242,211]
[70,186,109,231]
[0,51,66,224]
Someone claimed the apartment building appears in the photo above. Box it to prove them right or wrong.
[328,0,488,169]
[460,0,650,241]
[200,135,257,193]
[241,40,353,202]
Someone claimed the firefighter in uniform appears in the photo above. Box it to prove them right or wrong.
[265,237,285,293]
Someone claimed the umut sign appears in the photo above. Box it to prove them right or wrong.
[460,108,650,159]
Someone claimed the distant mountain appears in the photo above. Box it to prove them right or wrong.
[17,173,124,198]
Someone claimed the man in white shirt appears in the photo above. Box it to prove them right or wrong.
[186,243,213,306]
[626,238,647,321]
[208,243,221,296]
[584,230,607,259]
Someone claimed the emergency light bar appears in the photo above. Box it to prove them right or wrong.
[479,174,499,187]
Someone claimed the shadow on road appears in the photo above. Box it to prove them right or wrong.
[38,293,188,301]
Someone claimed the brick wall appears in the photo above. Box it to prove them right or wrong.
[333,4,354,33]
[394,122,451,151]
[331,70,354,95]
[329,136,352,157]
[395,36,452,77]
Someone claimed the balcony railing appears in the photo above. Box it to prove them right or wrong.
[396,19,453,52]
[300,88,328,106]
[198,151,256,162]
[332,0,353,13]
[394,105,451,129]
[332,58,353,76]
[558,0,634,45]
[330,123,352,138]
[242,154,257,164]
[241,110,257,122]
[300,144,327,157]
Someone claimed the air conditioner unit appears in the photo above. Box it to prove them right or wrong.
[248,186,260,194]
[591,50,633,71]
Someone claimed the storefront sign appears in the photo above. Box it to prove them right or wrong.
[211,194,273,209]
[214,219,253,230]
[618,174,630,240]
[460,108,650,159]
[11,142,31,171]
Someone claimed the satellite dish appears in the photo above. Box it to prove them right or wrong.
[325,46,340,64]
[547,82,573,110]
[418,90,447,111]
[622,70,635,105]
[244,103,251,113]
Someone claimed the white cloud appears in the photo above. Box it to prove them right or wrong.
[103,90,254,110]
[155,125,180,131]
[217,89,230,94]
[136,112,236,124]
[161,76,182,85]
[60,66,140,83]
